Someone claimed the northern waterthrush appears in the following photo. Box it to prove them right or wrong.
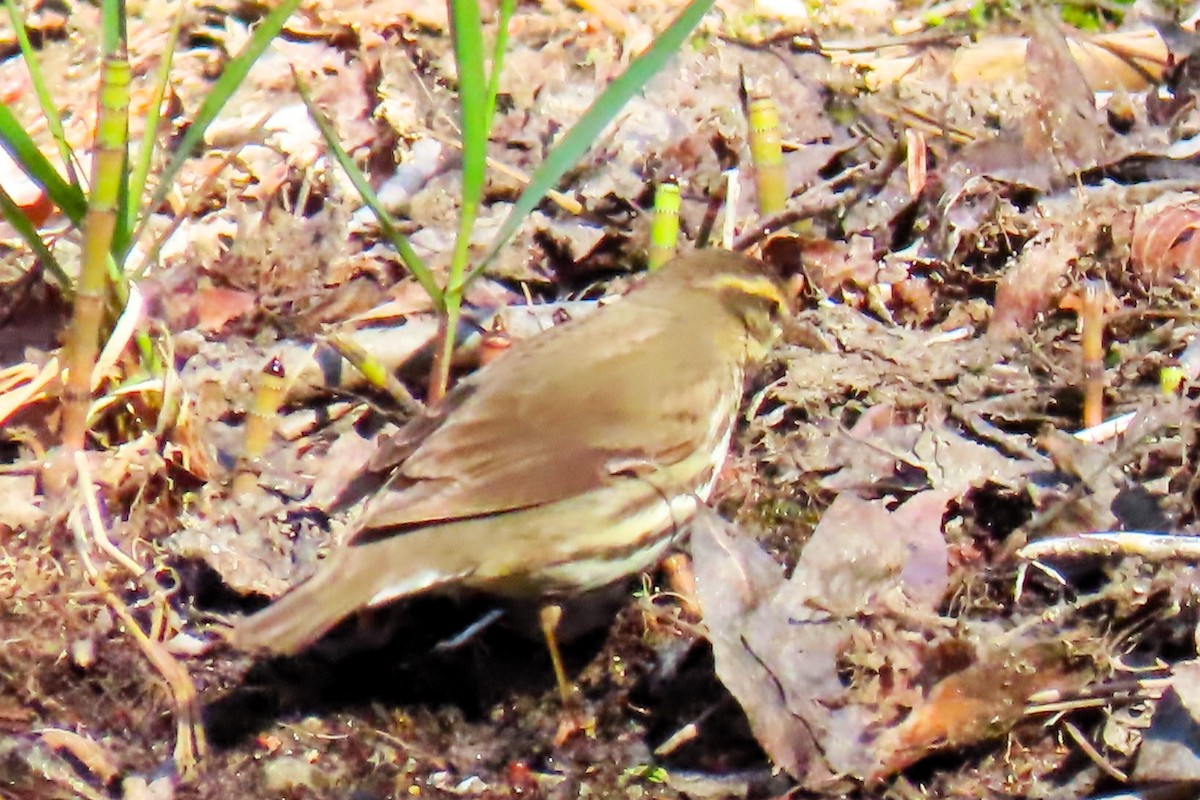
[233,250,786,654]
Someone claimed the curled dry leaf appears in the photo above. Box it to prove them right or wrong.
[1021,11,1110,182]
[799,236,933,322]
[869,637,1096,780]
[1131,197,1200,287]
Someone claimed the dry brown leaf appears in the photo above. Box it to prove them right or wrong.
[0,147,54,227]
[694,490,955,786]
[801,235,881,295]
[194,286,258,333]
[0,473,44,535]
[989,223,1077,340]
[1022,11,1108,182]
[1133,659,1200,781]
[838,29,1168,92]
[951,30,1167,91]
[800,405,1037,497]
[869,637,1094,780]
[690,507,823,781]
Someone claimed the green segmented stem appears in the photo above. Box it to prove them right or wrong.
[61,55,130,451]
[649,181,680,270]
[748,96,786,217]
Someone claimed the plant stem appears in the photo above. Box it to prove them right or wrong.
[61,53,129,452]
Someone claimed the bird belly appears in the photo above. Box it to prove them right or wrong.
[478,406,737,598]
[529,492,698,595]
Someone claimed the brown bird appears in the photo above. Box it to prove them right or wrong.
[233,250,786,655]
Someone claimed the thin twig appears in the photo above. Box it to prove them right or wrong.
[1061,720,1128,782]
[732,164,871,252]
[75,452,144,577]
[71,456,207,777]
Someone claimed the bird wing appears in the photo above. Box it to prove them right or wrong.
[352,296,729,538]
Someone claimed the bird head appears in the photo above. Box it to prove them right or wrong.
[665,251,789,362]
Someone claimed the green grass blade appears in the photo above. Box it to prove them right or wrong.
[448,0,488,294]
[0,183,70,289]
[150,0,302,214]
[431,0,492,400]
[292,69,441,306]
[123,4,183,248]
[484,0,516,124]
[3,0,79,185]
[474,0,717,275]
[0,104,87,223]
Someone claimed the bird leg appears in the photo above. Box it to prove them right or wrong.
[540,602,600,747]
[539,603,575,706]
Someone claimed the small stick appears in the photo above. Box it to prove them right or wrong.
[233,356,288,496]
[1080,279,1108,429]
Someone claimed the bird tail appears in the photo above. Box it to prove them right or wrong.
[230,538,467,655]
